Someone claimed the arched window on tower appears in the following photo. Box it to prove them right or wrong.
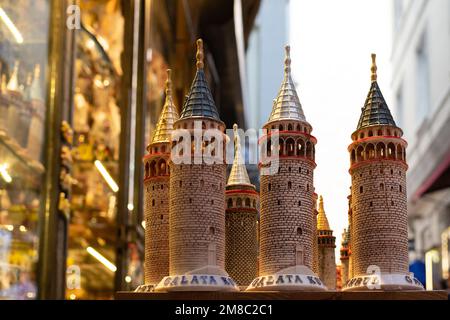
[376,143,386,158]
[245,198,251,207]
[237,198,242,207]
[279,138,285,156]
[145,162,150,178]
[356,146,364,161]
[227,198,233,208]
[396,144,403,160]
[286,138,295,156]
[288,124,293,131]
[351,149,356,164]
[306,141,313,159]
[266,139,272,157]
[387,143,395,159]
[158,159,166,175]
[297,139,305,156]
[150,161,157,177]
[366,143,375,160]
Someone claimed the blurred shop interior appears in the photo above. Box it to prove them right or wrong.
[0,0,261,299]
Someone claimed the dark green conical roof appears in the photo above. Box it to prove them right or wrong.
[356,81,396,130]
[356,54,396,130]
[179,39,220,121]
[179,68,220,120]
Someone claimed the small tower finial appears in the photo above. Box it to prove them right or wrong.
[284,45,291,74]
[233,123,240,153]
[196,39,204,70]
[165,69,172,96]
[371,53,377,82]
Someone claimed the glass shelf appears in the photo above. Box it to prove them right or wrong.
[0,131,45,177]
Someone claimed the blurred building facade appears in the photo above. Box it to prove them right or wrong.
[245,0,289,186]
[391,0,450,290]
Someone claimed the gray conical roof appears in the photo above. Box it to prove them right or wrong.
[179,39,220,121]
[356,54,396,130]
[267,45,306,123]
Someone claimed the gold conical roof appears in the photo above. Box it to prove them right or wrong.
[227,124,252,187]
[150,69,179,144]
[317,195,331,231]
[267,45,306,123]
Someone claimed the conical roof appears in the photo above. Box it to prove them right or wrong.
[227,124,252,187]
[150,69,179,144]
[356,54,396,130]
[267,45,306,123]
[179,39,220,121]
[317,195,331,231]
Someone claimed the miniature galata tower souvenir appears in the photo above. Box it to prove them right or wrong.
[155,39,238,292]
[342,54,423,291]
[225,124,259,287]
[317,196,336,290]
[139,69,179,291]
[247,46,326,291]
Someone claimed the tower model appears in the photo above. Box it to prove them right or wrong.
[155,39,238,292]
[340,228,350,286]
[343,54,423,291]
[247,46,326,291]
[225,124,259,287]
[141,70,179,290]
[317,196,336,290]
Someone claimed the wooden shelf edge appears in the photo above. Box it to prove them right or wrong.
[115,290,448,300]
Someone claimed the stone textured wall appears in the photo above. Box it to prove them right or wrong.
[144,175,170,284]
[318,245,336,289]
[225,193,258,286]
[259,158,315,275]
[169,163,226,275]
[351,160,409,276]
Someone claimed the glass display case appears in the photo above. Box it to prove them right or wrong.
[0,0,49,299]
[65,0,143,299]
[67,24,120,299]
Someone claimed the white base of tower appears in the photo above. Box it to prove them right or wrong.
[342,273,424,291]
[153,266,240,292]
[246,265,328,292]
